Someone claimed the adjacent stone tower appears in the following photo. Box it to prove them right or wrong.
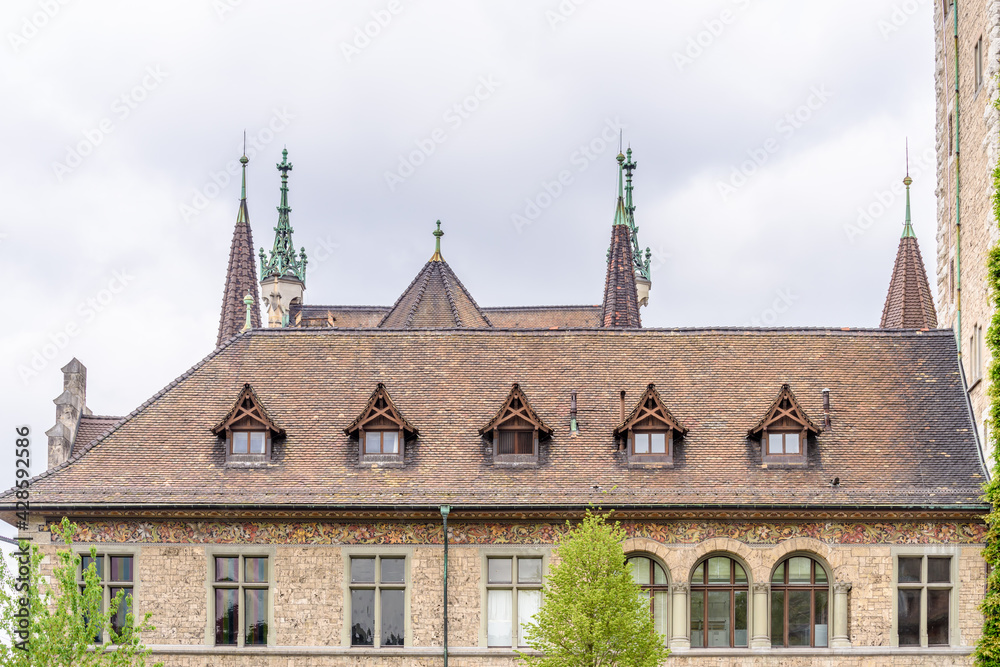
[934,0,999,444]
[45,358,88,469]
[217,151,261,346]
[601,152,642,328]
[259,148,307,327]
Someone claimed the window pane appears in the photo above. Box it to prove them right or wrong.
[488,558,512,584]
[897,589,920,646]
[814,590,829,647]
[707,558,730,584]
[81,555,103,580]
[629,557,651,585]
[249,431,266,454]
[365,431,381,454]
[498,430,515,455]
[690,590,704,647]
[634,433,649,454]
[383,431,399,454]
[898,557,921,584]
[734,562,747,584]
[771,590,785,647]
[110,586,132,637]
[787,590,810,646]
[693,563,704,584]
[351,557,375,583]
[772,563,785,584]
[381,557,405,584]
[215,588,238,645]
[516,431,534,454]
[487,589,512,646]
[518,589,541,646]
[815,565,828,585]
[651,432,666,454]
[785,432,800,454]
[768,433,783,454]
[215,557,238,583]
[351,589,375,646]
[734,590,748,647]
[518,558,542,584]
[245,557,267,583]
[927,589,950,645]
[232,431,249,454]
[928,557,951,583]
[110,556,132,582]
[381,589,405,646]
[788,557,811,584]
[245,588,268,645]
[707,590,731,646]
[653,590,669,639]
[653,561,668,585]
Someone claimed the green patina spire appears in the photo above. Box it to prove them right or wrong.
[430,220,444,261]
[623,146,651,281]
[241,292,254,332]
[613,151,628,226]
[901,144,916,239]
[259,147,308,284]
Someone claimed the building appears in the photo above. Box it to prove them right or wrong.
[1,146,988,666]
[934,0,999,449]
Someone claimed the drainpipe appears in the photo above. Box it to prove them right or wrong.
[954,1,963,355]
[440,505,451,667]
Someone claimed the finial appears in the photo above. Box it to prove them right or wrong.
[902,140,915,239]
[239,133,249,201]
[430,220,444,261]
[241,293,255,332]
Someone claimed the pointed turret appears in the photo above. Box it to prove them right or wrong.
[601,153,642,328]
[217,151,262,346]
[259,148,307,327]
[623,147,652,306]
[378,221,492,329]
[880,169,937,329]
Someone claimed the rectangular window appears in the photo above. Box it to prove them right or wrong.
[896,555,952,647]
[486,556,543,647]
[213,555,269,646]
[763,431,804,463]
[975,36,984,90]
[79,553,134,643]
[498,430,534,455]
[229,430,269,458]
[349,555,406,647]
[364,430,400,454]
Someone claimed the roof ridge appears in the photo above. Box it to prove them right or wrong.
[403,265,433,328]
[436,260,492,327]
[438,263,465,327]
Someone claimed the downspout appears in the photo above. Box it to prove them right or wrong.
[954,1,963,356]
[440,505,451,667]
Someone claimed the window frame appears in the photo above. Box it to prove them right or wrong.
[205,546,274,648]
[341,547,412,649]
[494,426,538,460]
[690,555,750,649]
[769,555,831,648]
[891,547,959,648]
[626,553,671,644]
[227,429,271,457]
[628,429,673,464]
[76,547,140,644]
[360,427,404,458]
[479,548,549,649]
[762,428,806,465]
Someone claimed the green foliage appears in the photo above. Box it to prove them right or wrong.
[0,518,161,667]
[519,511,669,667]
[973,81,1000,667]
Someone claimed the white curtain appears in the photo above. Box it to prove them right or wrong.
[518,590,541,646]
[488,590,512,646]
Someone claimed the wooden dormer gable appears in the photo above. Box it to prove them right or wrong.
[614,384,688,437]
[343,383,418,437]
[211,383,284,436]
[748,384,820,437]
[478,383,552,436]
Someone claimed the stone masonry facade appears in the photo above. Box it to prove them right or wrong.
[27,516,986,666]
[935,0,1000,447]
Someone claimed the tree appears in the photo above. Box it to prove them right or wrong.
[520,511,669,667]
[0,517,162,667]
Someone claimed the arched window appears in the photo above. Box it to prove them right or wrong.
[690,556,748,648]
[627,555,669,640]
[770,555,830,647]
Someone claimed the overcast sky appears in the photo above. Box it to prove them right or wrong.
[0,0,938,523]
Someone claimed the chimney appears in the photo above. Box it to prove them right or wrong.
[569,390,579,436]
[822,388,831,429]
[46,358,88,469]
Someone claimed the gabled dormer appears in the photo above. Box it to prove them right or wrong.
[212,384,284,465]
[480,384,552,465]
[344,383,418,465]
[614,384,687,466]
[748,384,820,466]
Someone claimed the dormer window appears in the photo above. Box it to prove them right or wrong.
[345,383,417,466]
[615,384,687,466]
[480,384,552,465]
[749,384,820,467]
[212,384,284,465]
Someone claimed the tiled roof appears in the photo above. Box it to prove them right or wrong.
[602,224,642,328]
[216,203,261,346]
[290,305,388,328]
[71,415,122,457]
[881,237,937,329]
[5,328,985,510]
[378,259,491,328]
[290,305,602,329]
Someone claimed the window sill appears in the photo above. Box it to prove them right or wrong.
[359,454,404,467]
[968,377,982,392]
[761,458,807,468]
[627,457,674,468]
[224,455,272,467]
[492,454,539,467]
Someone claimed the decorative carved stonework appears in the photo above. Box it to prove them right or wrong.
[670,582,689,595]
[833,581,853,594]
[752,582,770,594]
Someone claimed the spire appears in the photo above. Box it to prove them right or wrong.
[217,148,261,347]
[601,153,642,328]
[902,143,915,239]
[259,148,307,285]
[623,147,652,281]
[880,168,937,329]
[430,220,444,262]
